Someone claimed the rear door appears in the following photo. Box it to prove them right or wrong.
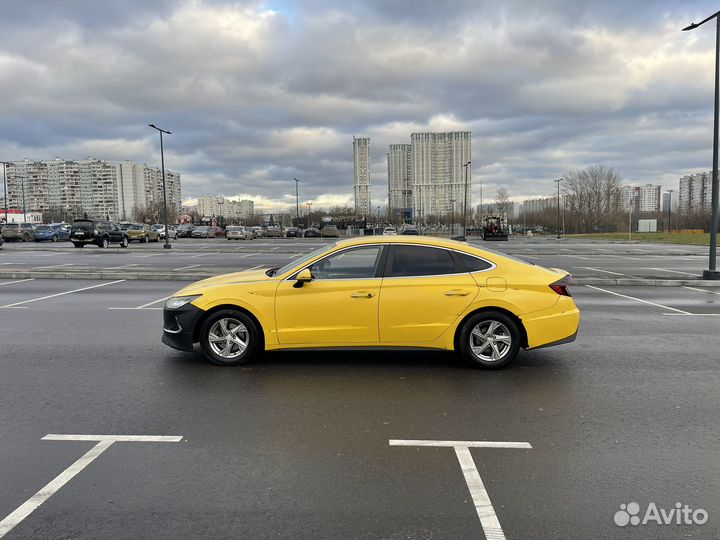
[378,244,479,343]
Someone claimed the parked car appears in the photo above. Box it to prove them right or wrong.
[400,225,420,235]
[382,227,397,236]
[156,225,178,240]
[265,226,282,238]
[70,219,129,248]
[303,227,321,238]
[126,223,160,243]
[175,224,195,237]
[321,225,339,238]
[2,223,36,242]
[285,227,300,238]
[118,222,132,231]
[161,236,580,369]
[191,226,212,238]
[226,226,251,240]
[251,226,265,238]
[33,224,70,242]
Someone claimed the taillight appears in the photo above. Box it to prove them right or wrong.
[549,275,572,296]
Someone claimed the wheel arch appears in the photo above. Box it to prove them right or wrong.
[453,306,528,350]
[192,304,266,350]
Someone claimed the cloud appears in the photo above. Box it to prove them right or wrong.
[0,0,719,209]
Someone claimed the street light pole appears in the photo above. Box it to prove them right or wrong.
[684,11,720,279]
[450,198,456,237]
[667,189,673,233]
[148,123,172,249]
[462,161,471,240]
[0,161,9,223]
[294,178,300,227]
[554,178,562,239]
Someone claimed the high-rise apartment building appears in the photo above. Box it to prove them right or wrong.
[196,195,254,220]
[679,172,713,213]
[619,184,662,213]
[353,137,371,217]
[387,144,412,219]
[410,132,471,221]
[3,158,181,221]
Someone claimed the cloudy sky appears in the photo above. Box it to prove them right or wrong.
[1,0,719,210]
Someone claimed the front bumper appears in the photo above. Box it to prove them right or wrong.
[161,303,206,352]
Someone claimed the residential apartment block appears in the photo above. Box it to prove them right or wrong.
[353,137,371,217]
[679,172,713,214]
[387,144,412,218]
[619,184,662,213]
[4,158,181,221]
[196,195,254,219]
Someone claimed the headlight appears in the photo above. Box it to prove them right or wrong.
[165,295,201,309]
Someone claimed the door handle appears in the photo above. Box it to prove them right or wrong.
[351,292,375,298]
[445,290,471,296]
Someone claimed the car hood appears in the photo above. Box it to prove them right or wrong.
[174,268,271,295]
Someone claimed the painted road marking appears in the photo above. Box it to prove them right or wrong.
[643,267,698,276]
[573,266,624,276]
[0,434,182,539]
[102,263,140,270]
[390,440,532,540]
[108,295,173,311]
[684,286,720,296]
[0,280,126,308]
[34,263,76,269]
[585,285,691,314]
[174,264,202,271]
[0,279,35,286]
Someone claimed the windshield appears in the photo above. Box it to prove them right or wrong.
[36,226,50,231]
[271,243,336,276]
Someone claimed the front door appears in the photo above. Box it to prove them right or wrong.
[274,245,385,345]
[378,244,479,343]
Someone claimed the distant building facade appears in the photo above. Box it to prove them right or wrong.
[387,144,412,220]
[679,172,713,213]
[353,137,371,217]
[196,195,254,220]
[3,158,181,222]
[619,184,662,213]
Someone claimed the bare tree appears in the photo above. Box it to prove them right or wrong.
[495,187,510,217]
[564,165,622,233]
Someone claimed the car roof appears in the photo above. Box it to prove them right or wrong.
[334,235,475,250]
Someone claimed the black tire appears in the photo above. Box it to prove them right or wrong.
[52,235,58,242]
[457,311,521,369]
[120,236,128,248]
[73,242,84,248]
[142,235,148,243]
[99,237,109,249]
[199,309,260,366]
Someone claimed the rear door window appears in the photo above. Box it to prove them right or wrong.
[385,245,463,277]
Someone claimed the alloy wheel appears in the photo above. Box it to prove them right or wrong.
[469,320,512,362]
[208,318,249,359]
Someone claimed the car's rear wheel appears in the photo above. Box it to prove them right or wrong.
[199,310,259,366]
[52,235,58,242]
[120,236,128,248]
[458,311,521,369]
[142,235,148,243]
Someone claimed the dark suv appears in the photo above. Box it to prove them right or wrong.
[70,219,129,248]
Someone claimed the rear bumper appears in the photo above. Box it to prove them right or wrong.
[162,303,205,352]
[522,298,580,349]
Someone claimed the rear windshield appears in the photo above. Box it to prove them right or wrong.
[5,224,19,230]
[36,225,51,231]
[227,226,243,231]
[129,224,144,230]
[73,221,93,230]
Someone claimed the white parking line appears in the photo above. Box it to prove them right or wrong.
[34,263,76,269]
[0,280,126,308]
[585,285,691,314]
[242,264,264,272]
[174,264,202,271]
[574,266,624,276]
[102,263,140,270]
[644,267,698,276]
[0,279,35,286]
[683,286,720,296]
[0,434,182,539]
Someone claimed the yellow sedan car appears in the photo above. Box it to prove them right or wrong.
[162,236,580,368]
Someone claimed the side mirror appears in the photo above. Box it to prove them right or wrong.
[293,268,313,288]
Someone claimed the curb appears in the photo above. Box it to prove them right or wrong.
[2,269,720,286]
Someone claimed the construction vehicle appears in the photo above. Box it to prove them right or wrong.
[482,216,509,241]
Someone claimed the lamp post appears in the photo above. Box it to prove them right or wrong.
[462,161,471,240]
[450,198,456,237]
[683,11,720,279]
[554,178,563,239]
[148,123,172,249]
[293,178,300,227]
[629,197,635,241]
[667,189,674,233]
[0,161,9,223]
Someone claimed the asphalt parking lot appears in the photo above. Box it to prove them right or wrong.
[1,236,718,282]
[1,272,719,539]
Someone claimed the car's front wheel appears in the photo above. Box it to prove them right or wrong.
[458,311,521,369]
[99,237,109,248]
[120,236,128,248]
[199,310,260,366]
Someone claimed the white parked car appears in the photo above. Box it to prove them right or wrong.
[382,227,397,235]
[226,226,251,240]
[157,225,178,239]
